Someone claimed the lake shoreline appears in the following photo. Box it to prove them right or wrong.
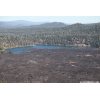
[6,44,93,54]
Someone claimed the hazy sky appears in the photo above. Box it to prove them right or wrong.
[0,16,100,24]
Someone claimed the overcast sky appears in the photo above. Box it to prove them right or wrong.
[0,16,100,24]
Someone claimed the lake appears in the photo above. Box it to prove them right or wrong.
[6,44,84,54]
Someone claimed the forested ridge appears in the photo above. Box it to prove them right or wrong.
[0,22,100,51]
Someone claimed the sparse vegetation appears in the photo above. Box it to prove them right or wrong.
[0,48,100,83]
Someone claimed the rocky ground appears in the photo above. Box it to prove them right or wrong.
[0,48,100,83]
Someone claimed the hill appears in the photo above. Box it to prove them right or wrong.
[36,22,67,28]
[0,20,43,28]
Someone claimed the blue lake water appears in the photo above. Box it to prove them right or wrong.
[7,45,77,54]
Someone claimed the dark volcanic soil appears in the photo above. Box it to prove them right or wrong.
[0,48,100,83]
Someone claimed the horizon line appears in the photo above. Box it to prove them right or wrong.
[0,20,100,24]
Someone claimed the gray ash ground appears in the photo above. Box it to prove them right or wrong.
[0,48,100,83]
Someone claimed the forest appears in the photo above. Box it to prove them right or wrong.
[0,22,100,52]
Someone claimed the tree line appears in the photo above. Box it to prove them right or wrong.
[0,23,100,50]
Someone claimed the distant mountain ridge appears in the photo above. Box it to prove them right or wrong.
[0,20,67,28]
[37,22,67,28]
[0,20,100,30]
[0,20,44,28]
